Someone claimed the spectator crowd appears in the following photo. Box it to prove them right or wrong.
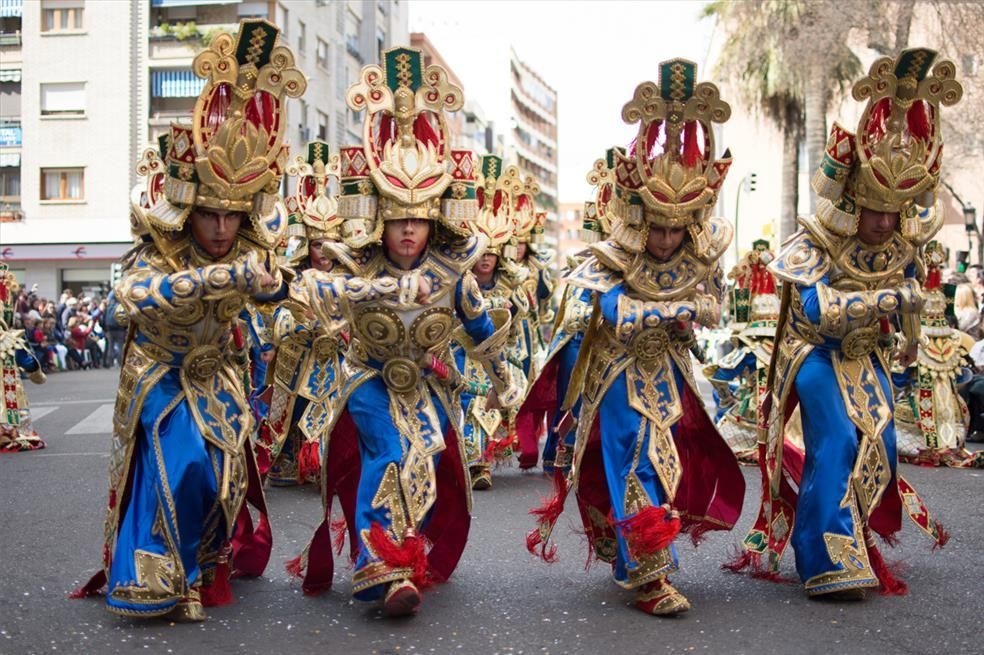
[9,284,126,374]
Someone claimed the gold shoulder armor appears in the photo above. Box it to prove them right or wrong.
[432,234,485,275]
[911,207,944,248]
[695,216,734,264]
[589,238,634,275]
[564,253,621,293]
[769,228,830,286]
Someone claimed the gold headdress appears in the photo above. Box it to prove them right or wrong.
[339,46,465,242]
[281,140,342,266]
[582,147,620,242]
[611,59,732,255]
[128,135,168,242]
[143,19,306,250]
[474,156,520,256]
[812,48,963,239]
[513,175,542,245]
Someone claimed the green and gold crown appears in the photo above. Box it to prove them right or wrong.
[281,140,342,266]
[812,48,963,239]
[475,155,521,256]
[144,19,306,250]
[341,46,464,232]
[611,59,733,255]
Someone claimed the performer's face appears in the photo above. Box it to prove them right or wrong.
[190,208,244,258]
[308,238,333,272]
[646,226,686,261]
[473,253,498,277]
[857,208,899,245]
[514,243,528,261]
[383,218,430,260]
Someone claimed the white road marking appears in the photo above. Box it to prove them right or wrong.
[28,406,58,421]
[32,398,116,407]
[35,452,109,457]
[65,403,115,435]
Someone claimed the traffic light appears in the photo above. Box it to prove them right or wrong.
[110,262,124,285]
[743,172,757,193]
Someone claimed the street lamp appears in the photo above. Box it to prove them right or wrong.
[963,204,979,265]
[734,173,757,261]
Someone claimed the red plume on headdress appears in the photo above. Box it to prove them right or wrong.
[682,120,703,168]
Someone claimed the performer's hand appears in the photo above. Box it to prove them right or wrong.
[416,276,432,305]
[896,342,918,367]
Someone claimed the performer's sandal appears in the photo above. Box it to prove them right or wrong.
[471,469,493,491]
[634,578,690,617]
[167,588,207,623]
[382,579,421,617]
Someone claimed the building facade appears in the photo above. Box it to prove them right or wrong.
[507,48,558,248]
[0,0,408,298]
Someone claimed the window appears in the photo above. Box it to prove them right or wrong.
[317,111,328,141]
[297,20,305,54]
[276,3,288,38]
[41,0,84,34]
[0,165,20,198]
[40,82,85,116]
[41,168,84,201]
[316,38,328,69]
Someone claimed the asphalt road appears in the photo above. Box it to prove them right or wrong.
[1,367,981,655]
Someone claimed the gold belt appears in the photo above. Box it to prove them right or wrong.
[630,327,670,363]
[182,345,223,382]
[840,326,880,360]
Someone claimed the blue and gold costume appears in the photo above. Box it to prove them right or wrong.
[453,155,529,489]
[288,48,520,617]
[75,20,305,621]
[528,60,744,617]
[734,49,961,598]
[538,150,619,474]
[259,141,346,486]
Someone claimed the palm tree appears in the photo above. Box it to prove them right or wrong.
[704,1,804,241]
[704,1,861,225]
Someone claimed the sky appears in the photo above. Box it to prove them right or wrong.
[407,0,716,203]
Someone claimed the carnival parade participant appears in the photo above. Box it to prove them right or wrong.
[892,241,983,468]
[454,155,530,490]
[257,141,348,486]
[730,48,960,599]
[706,241,784,464]
[73,19,304,621]
[537,149,620,476]
[286,47,521,617]
[527,59,745,616]
[510,178,556,470]
[0,265,47,453]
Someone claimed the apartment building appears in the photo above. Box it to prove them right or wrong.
[0,0,408,298]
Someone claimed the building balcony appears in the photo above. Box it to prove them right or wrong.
[149,23,237,62]
[0,30,21,63]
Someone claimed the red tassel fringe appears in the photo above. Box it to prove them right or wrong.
[865,536,908,596]
[366,523,431,590]
[933,521,950,551]
[525,468,569,563]
[68,571,106,599]
[297,440,320,483]
[330,517,348,557]
[613,505,681,561]
[200,560,234,607]
[285,554,305,579]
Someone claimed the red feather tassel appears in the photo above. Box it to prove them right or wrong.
[297,440,320,483]
[525,468,569,563]
[330,517,348,556]
[200,560,234,607]
[933,520,950,550]
[68,571,106,599]
[864,532,908,596]
[366,523,431,590]
[613,504,681,561]
[285,554,305,579]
